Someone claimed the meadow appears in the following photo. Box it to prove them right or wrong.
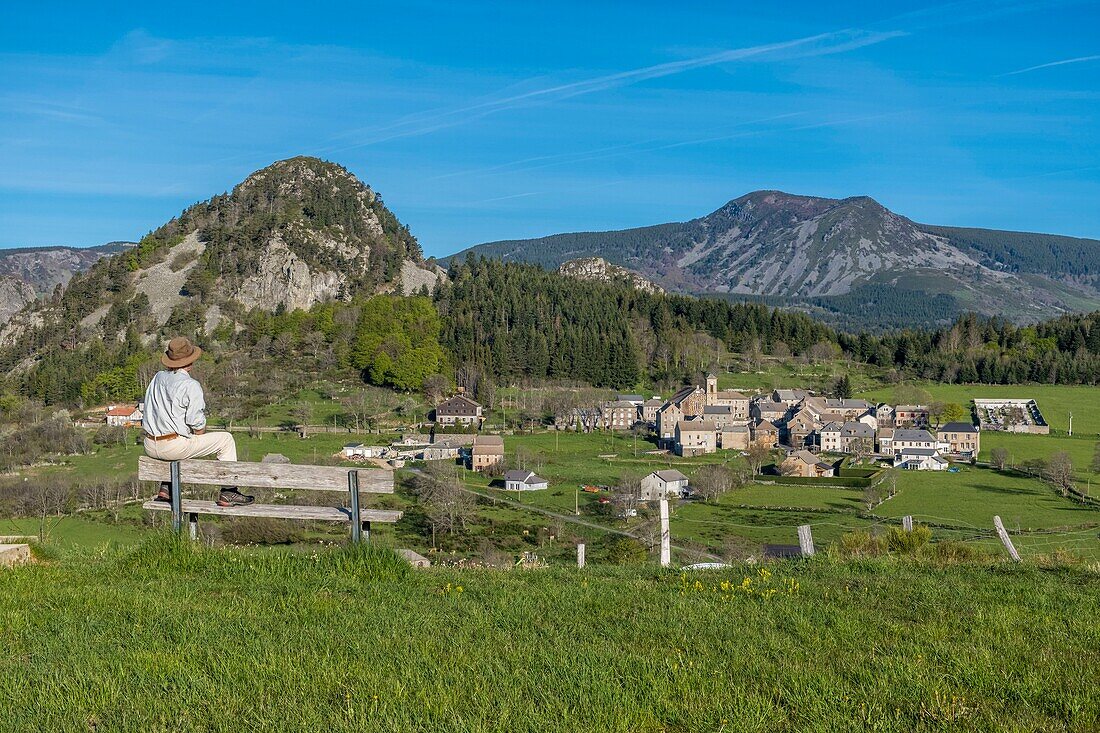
[11,416,1100,562]
[0,537,1097,732]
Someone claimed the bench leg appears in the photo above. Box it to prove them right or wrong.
[188,513,198,542]
[348,470,361,544]
[170,461,182,534]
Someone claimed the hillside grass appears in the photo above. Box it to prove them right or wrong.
[1,538,1097,732]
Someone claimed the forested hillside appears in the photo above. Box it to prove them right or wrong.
[6,253,1100,409]
[921,224,1100,282]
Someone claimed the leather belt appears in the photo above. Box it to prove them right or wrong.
[144,432,180,442]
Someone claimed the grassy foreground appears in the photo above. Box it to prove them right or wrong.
[1,539,1099,732]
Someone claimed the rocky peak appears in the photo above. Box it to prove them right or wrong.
[558,257,663,293]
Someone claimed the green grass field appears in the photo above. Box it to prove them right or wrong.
[1,538,1097,732]
[13,420,1100,562]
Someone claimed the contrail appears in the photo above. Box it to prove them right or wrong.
[1001,54,1100,76]
[319,28,903,153]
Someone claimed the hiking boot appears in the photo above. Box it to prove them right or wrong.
[217,488,255,507]
[154,482,172,503]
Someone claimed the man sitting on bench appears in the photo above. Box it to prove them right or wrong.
[143,336,254,507]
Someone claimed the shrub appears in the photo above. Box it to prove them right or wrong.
[606,537,648,565]
[886,525,932,554]
[835,531,886,558]
[92,425,128,446]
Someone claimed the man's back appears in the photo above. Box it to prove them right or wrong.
[143,369,206,438]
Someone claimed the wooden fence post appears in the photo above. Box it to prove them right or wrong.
[659,500,671,567]
[993,515,1021,562]
[577,543,585,569]
[902,515,913,532]
[797,524,815,557]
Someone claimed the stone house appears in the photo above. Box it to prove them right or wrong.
[785,408,819,450]
[892,428,937,453]
[434,395,483,426]
[468,435,504,471]
[599,400,638,431]
[675,420,717,457]
[938,422,980,457]
[641,398,663,424]
[751,419,779,448]
[718,425,750,450]
[895,405,930,428]
[782,450,836,478]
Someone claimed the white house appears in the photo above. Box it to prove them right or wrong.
[504,470,549,491]
[105,404,142,427]
[640,469,689,500]
[894,447,949,471]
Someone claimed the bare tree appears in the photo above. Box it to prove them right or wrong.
[745,443,771,476]
[850,437,874,464]
[990,446,1009,471]
[1045,451,1075,497]
[693,464,734,502]
[422,374,449,405]
[410,463,475,544]
[611,473,642,516]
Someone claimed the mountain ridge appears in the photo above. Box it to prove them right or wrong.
[450,190,1100,327]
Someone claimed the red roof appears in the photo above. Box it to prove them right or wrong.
[106,405,138,417]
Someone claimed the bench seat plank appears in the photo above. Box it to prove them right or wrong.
[138,457,393,493]
[142,500,402,523]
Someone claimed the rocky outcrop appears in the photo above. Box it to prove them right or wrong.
[558,257,663,293]
[397,259,448,296]
[236,236,346,312]
[0,276,35,324]
[133,232,206,326]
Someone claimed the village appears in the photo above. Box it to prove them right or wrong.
[297,374,1036,506]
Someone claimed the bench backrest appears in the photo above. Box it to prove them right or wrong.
[137,457,393,493]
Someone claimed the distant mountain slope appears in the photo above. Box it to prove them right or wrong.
[918,224,1100,283]
[1,156,442,345]
[0,276,35,324]
[452,191,1100,326]
[0,241,135,294]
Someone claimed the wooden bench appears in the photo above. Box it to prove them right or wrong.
[139,457,400,543]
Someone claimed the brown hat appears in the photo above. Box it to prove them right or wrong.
[161,336,203,369]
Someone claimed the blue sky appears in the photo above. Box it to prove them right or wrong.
[1,1,1098,256]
